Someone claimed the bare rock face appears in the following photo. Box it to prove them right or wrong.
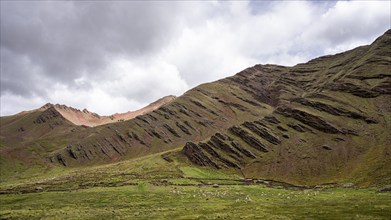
[183,142,219,168]
[287,123,314,133]
[38,95,177,127]
[34,107,64,124]
[291,98,378,124]
[176,122,191,135]
[243,121,281,145]
[230,141,256,158]
[210,135,241,157]
[229,126,269,152]
[276,107,342,134]
[163,124,181,137]
[56,154,68,166]
[327,82,381,98]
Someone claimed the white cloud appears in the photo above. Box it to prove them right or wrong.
[14,57,188,116]
[100,57,188,100]
[1,1,390,116]
[47,85,143,116]
[1,56,189,116]
[0,92,45,116]
[301,1,390,52]
[163,1,316,86]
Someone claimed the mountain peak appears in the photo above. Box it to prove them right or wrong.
[40,103,54,110]
[371,29,391,47]
[150,95,176,105]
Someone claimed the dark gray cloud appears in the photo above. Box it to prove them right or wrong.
[1,1,185,93]
[1,1,390,116]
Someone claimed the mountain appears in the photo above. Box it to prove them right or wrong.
[0,95,175,178]
[1,30,390,187]
[183,31,391,186]
[18,95,176,127]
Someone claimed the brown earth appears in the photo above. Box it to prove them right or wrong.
[37,95,176,127]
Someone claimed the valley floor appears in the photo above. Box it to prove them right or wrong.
[1,150,390,219]
[1,185,391,219]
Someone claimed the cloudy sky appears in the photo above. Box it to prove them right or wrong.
[1,1,390,116]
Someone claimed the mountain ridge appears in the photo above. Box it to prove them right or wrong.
[11,95,176,127]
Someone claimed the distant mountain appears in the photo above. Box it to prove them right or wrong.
[36,95,176,127]
[1,30,390,186]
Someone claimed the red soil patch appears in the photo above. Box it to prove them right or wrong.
[38,95,176,127]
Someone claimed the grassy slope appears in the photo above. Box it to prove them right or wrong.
[1,186,390,219]
[0,151,390,219]
[0,110,84,181]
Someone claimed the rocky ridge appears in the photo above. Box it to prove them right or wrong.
[37,95,176,127]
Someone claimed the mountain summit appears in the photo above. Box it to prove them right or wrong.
[43,95,176,127]
[14,95,177,127]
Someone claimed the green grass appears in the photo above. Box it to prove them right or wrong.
[1,185,390,219]
[1,150,390,219]
[180,166,239,179]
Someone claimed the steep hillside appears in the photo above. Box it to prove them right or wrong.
[46,65,282,167]
[1,64,284,177]
[0,95,175,179]
[1,30,390,187]
[183,29,391,186]
[0,106,80,179]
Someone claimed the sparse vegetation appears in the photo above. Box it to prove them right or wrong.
[2,185,391,219]
[1,150,390,219]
